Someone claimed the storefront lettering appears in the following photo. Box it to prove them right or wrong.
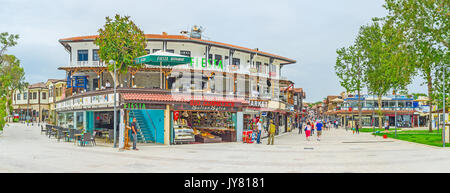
[124,103,146,110]
[190,100,235,107]
[249,100,268,108]
[189,57,223,70]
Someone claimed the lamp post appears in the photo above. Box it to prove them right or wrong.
[443,65,446,147]
[110,60,117,148]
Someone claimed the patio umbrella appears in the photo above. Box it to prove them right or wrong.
[134,50,191,89]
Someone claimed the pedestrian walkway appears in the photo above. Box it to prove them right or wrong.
[1,123,450,172]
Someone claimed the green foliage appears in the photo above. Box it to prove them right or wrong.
[335,45,365,94]
[94,14,147,81]
[0,32,22,131]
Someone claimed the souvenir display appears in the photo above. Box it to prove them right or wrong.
[173,110,236,143]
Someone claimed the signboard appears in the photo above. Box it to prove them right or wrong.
[174,100,240,112]
[249,99,269,108]
[124,103,146,110]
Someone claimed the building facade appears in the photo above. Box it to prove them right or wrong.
[55,32,303,145]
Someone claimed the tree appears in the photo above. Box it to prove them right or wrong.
[94,14,147,87]
[358,19,415,129]
[0,32,20,129]
[383,0,449,132]
[0,54,27,119]
[335,44,365,127]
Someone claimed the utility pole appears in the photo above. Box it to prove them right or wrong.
[110,60,117,148]
[443,66,446,147]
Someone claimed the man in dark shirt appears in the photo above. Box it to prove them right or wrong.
[131,118,138,150]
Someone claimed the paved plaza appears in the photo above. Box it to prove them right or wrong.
[0,123,449,173]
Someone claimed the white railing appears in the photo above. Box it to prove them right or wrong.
[68,61,107,67]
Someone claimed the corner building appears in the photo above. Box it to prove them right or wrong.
[55,32,301,145]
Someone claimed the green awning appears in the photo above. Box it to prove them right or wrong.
[134,51,191,66]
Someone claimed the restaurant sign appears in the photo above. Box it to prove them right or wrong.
[124,103,146,110]
[173,100,239,111]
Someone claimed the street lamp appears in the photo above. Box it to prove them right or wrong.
[110,60,117,148]
[443,65,447,147]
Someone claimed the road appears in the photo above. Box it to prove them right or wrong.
[0,123,449,173]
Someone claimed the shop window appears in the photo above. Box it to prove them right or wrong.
[77,50,88,61]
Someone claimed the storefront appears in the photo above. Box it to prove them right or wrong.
[172,100,243,144]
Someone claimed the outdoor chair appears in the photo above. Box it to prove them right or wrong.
[65,129,75,142]
[48,125,57,139]
[45,125,52,136]
[56,127,65,142]
[106,130,114,143]
[80,132,96,147]
[40,125,47,135]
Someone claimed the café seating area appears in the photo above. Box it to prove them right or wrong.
[42,124,115,147]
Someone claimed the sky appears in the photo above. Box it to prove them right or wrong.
[0,0,427,102]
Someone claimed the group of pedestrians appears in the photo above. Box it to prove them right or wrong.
[300,119,324,141]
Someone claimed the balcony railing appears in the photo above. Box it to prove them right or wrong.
[68,61,107,67]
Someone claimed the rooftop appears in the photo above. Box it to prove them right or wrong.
[59,33,296,65]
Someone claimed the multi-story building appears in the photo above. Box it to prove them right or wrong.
[55,31,299,145]
[12,79,66,123]
[326,94,419,128]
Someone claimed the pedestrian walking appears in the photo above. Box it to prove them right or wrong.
[311,121,315,135]
[130,118,139,150]
[256,119,262,144]
[305,121,311,141]
[384,121,390,133]
[298,121,303,134]
[316,120,323,141]
[267,120,276,145]
[355,122,360,134]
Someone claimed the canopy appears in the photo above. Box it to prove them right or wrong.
[134,50,191,66]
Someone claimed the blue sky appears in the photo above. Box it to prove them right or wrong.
[1,0,427,102]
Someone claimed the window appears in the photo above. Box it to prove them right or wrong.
[208,54,213,65]
[42,92,46,100]
[77,50,88,61]
[264,63,268,74]
[92,49,99,61]
[256,62,261,73]
[145,49,150,54]
[232,58,240,66]
[166,49,174,53]
[214,55,222,65]
[152,49,161,53]
[24,92,27,100]
[33,92,37,100]
[180,50,191,57]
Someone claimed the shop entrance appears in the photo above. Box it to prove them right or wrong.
[128,109,165,144]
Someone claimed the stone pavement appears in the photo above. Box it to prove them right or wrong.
[0,123,449,173]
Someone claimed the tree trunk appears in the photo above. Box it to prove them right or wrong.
[378,95,383,130]
[109,71,120,88]
[427,73,433,132]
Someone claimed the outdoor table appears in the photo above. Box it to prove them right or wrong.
[74,134,83,146]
